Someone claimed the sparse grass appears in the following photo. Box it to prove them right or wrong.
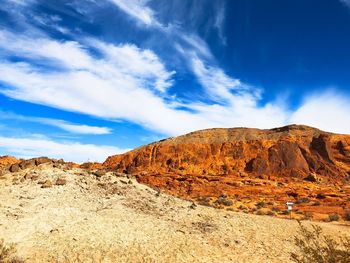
[271,207,281,212]
[281,210,291,215]
[344,210,350,221]
[296,197,310,204]
[303,212,313,220]
[0,239,23,263]
[197,196,212,207]
[215,197,233,206]
[328,214,340,222]
[267,210,276,216]
[255,201,266,209]
[291,222,350,263]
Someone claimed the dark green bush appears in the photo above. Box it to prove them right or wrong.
[344,210,350,221]
[328,214,340,222]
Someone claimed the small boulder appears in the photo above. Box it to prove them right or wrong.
[55,178,67,186]
[41,180,53,188]
[304,173,318,183]
[24,173,33,180]
[189,202,197,209]
[19,160,36,170]
[92,170,105,177]
[35,157,51,166]
[9,164,20,173]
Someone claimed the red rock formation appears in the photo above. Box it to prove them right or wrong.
[103,125,350,220]
[0,155,19,168]
[104,125,350,179]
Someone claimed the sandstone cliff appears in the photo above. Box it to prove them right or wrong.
[104,125,350,180]
[103,125,350,220]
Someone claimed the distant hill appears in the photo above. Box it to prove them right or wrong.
[103,124,350,220]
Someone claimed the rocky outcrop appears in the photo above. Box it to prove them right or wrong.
[104,125,350,181]
[1,156,72,174]
[102,125,350,219]
[0,155,19,168]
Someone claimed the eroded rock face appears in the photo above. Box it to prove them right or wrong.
[104,125,350,180]
[102,125,350,219]
[0,156,19,168]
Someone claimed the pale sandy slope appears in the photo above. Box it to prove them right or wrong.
[0,163,348,263]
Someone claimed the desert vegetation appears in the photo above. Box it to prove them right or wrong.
[0,239,23,263]
[291,222,350,263]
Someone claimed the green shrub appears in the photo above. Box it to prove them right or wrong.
[291,222,350,263]
[215,197,233,206]
[328,214,340,222]
[344,210,350,221]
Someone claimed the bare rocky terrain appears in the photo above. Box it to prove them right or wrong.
[103,125,350,221]
[0,159,349,263]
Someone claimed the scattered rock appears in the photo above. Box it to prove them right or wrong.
[50,228,59,234]
[41,180,53,188]
[316,193,326,199]
[19,160,36,170]
[35,157,52,166]
[9,164,20,173]
[92,170,105,177]
[190,202,197,209]
[55,178,67,186]
[24,173,33,180]
[31,175,39,181]
[304,173,319,182]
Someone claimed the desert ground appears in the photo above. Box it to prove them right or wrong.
[0,161,349,263]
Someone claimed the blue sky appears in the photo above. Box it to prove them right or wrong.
[0,0,350,163]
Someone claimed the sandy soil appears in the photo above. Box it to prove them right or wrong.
[0,163,349,263]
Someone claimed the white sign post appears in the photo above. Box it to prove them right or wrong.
[286,201,294,219]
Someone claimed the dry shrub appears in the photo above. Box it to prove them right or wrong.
[303,212,313,220]
[291,222,350,263]
[328,214,340,222]
[191,215,218,234]
[344,210,350,221]
[255,201,266,209]
[215,197,233,206]
[0,239,24,263]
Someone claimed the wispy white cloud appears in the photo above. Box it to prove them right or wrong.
[290,91,350,134]
[340,0,350,8]
[3,27,349,137]
[214,2,227,45]
[4,0,35,6]
[0,111,112,135]
[0,135,127,163]
[191,56,249,102]
[40,119,112,135]
[1,2,349,140]
[180,34,213,59]
[0,28,291,136]
[109,0,160,27]
[0,30,209,135]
